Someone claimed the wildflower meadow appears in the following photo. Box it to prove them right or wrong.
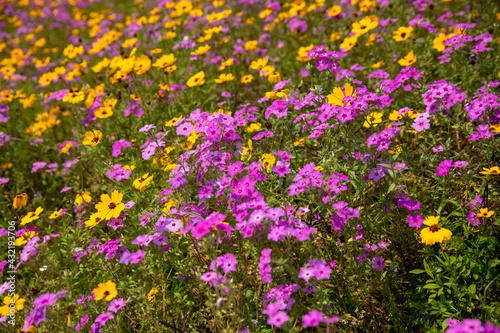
[1,0,500,331]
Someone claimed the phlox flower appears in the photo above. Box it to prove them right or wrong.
[372,257,385,271]
[267,311,289,328]
[303,309,324,328]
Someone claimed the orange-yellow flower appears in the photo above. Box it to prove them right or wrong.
[327,83,355,106]
[187,71,206,87]
[420,216,452,246]
[95,190,125,220]
[214,73,234,83]
[398,51,417,67]
[393,26,414,41]
[82,130,103,147]
[93,280,118,301]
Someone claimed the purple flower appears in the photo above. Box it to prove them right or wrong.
[0,177,9,185]
[129,250,146,264]
[372,257,385,271]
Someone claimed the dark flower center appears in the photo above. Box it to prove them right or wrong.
[429,225,440,232]
[108,202,117,209]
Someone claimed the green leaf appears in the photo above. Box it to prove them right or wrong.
[387,182,396,194]
[424,283,441,289]
[409,269,425,274]
[468,284,476,295]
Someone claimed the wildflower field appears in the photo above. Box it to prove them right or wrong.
[1,0,500,331]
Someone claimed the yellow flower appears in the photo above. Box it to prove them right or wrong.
[476,208,494,218]
[21,207,43,225]
[480,166,500,175]
[85,212,105,228]
[327,83,355,106]
[147,288,158,301]
[241,74,254,84]
[94,107,113,119]
[260,154,276,173]
[130,93,141,101]
[240,139,253,161]
[433,33,449,52]
[153,53,177,68]
[420,216,452,246]
[82,130,103,147]
[0,294,25,316]
[60,142,73,154]
[330,32,342,42]
[389,110,403,121]
[76,192,92,206]
[95,190,125,220]
[214,73,234,83]
[328,5,341,16]
[93,280,118,301]
[398,51,417,67]
[352,17,378,37]
[63,89,85,104]
[268,72,281,83]
[244,40,258,51]
[250,58,268,70]
[294,138,306,146]
[49,208,64,219]
[372,60,384,68]
[14,231,37,246]
[134,54,152,75]
[63,44,84,59]
[133,173,154,191]
[246,123,262,133]
[13,193,28,209]
[190,44,210,56]
[393,26,414,41]
[187,71,205,87]
[340,35,358,51]
[363,112,383,128]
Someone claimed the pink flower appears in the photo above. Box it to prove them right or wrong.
[303,309,324,328]
[267,311,289,328]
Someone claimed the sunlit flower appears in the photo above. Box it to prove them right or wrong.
[13,192,28,209]
[21,207,43,225]
[476,208,494,218]
[420,216,452,245]
[0,294,25,316]
[76,192,92,206]
[327,83,355,106]
[147,288,158,301]
[93,280,118,301]
[214,73,234,83]
[82,130,103,147]
[95,190,125,220]
[187,71,206,87]
[133,173,154,191]
[480,166,500,175]
[363,112,383,128]
[398,51,417,67]
[393,26,414,41]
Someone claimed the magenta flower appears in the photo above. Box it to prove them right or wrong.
[372,257,385,271]
[267,311,290,328]
[303,309,324,328]
[407,213,424,228]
